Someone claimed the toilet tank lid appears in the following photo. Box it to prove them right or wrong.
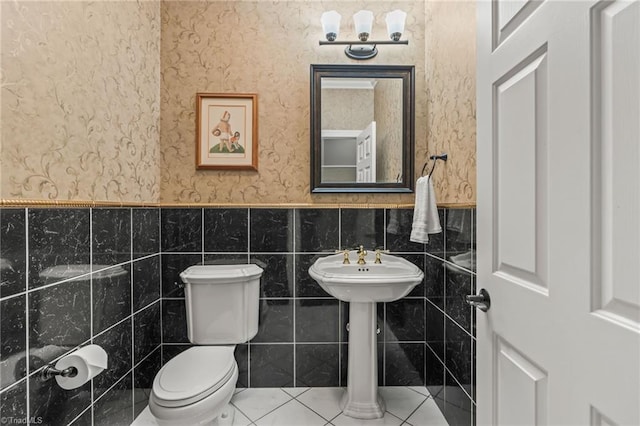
[180,264,263,284]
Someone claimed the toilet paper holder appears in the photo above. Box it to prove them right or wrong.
[40,365,78,382]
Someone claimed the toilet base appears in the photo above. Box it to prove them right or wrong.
[149,364,238,426]
[215,404,234,426]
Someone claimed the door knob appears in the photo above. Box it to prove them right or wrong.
[466,288,491,312]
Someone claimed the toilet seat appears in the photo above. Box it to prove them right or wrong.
[152,346,236,408]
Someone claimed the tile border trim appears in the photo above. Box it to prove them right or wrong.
[1,199,476,209]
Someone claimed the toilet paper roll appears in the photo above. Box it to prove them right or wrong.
[54,344,108,390]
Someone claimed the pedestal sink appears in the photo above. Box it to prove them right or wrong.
[308,250,424,419]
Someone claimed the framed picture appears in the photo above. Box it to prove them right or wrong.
[196,93,258,170]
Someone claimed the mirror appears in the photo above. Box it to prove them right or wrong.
[310,64,415,193]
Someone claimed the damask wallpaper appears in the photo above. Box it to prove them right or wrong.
[1,1,161,202]
[322,89,374,131]
[375,79,404,184]
[425,0,477,204]
[1,1,476,206]
[159,1,429,204]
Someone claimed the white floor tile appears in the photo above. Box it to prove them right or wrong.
[255,400,327,426]
[378,387,428,421]
[406,386,431,397]
[296,387,344,421]
[231,388,293,421]
[132,405,255,426]
[331,412,404,426]
[230,407,253,426]
[131,407,157,426]
[132,386,445,426]
[281,387,310,398]
[405,398,448,426]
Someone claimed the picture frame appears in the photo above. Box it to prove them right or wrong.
[196,93,258,170]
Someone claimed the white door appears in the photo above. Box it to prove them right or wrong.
[476,1,640,425]
[356,121,376,183]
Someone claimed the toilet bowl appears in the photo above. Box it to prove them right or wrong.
[148,264,263,426]
[149,346,238,426]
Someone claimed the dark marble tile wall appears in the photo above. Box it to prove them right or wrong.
[0,207,162,426]
[160,207,444,391]
[0,205,476,425]
[425,208,477,426]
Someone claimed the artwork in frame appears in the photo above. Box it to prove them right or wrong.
[196,93,258,170]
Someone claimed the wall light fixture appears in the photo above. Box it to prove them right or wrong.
[320,9,408,60]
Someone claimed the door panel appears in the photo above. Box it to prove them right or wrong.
[591,0,640,329]
[494,47,548,292]
[356,121,376,183]
[493,0,543,49]
[496,338,548,426]
[477,0,640,424]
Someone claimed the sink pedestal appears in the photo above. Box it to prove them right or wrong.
[340,301,385,419]
[308,250,424,419]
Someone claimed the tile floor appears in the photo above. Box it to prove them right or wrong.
[133,386,449,426]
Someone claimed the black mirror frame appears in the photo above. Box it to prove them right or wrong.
[310,64,415,193]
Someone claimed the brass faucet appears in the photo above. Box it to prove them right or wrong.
[374,249,390,264]
[335,249,350,264]
[357,245,367,265]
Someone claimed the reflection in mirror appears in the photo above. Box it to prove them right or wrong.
[321,78,403,184]
[311,65,414,193]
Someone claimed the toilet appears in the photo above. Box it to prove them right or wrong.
[148,264,263,426]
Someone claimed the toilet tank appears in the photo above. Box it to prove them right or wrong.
[179,264,263,344]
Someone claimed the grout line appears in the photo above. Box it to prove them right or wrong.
[246,210,251,264]
[130,208,135,424]
[425,342,445,367]
[132,297,161,317]
[338,207,342,250]
[425,298,475,340]
[383,208,387,250]
[133,344,161,370]
[0,290,27,303]
[290,387,312,398]
[406,386,432,398]
[24,208,30,422]
[249,396,297,424]
[294,393,336,423]
[382,302,386,386]
[292,209,297,387]
[158,209,164,366]
[89,210,94,297]
[66,404,92,426]
[229,401,254,425]
[402,396,430,424]
[1,254,157,300]
[247,208,251,387]
[91,366,132,406]
[201,207,204,264]
[338,301,342,386]
[327,411,342,424]
[443,361,474,402]
[0,376,27,395]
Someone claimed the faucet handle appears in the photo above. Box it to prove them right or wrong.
[374,249,390,264]
[335,249,350,264]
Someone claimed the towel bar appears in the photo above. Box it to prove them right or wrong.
[421,153,448,179]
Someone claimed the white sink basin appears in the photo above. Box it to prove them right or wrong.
[308,250,425,419]
[308,251,424,302]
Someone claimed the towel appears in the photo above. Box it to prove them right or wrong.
[386,208,400,234]
[410,176,442,243]
[447,209,471,239]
